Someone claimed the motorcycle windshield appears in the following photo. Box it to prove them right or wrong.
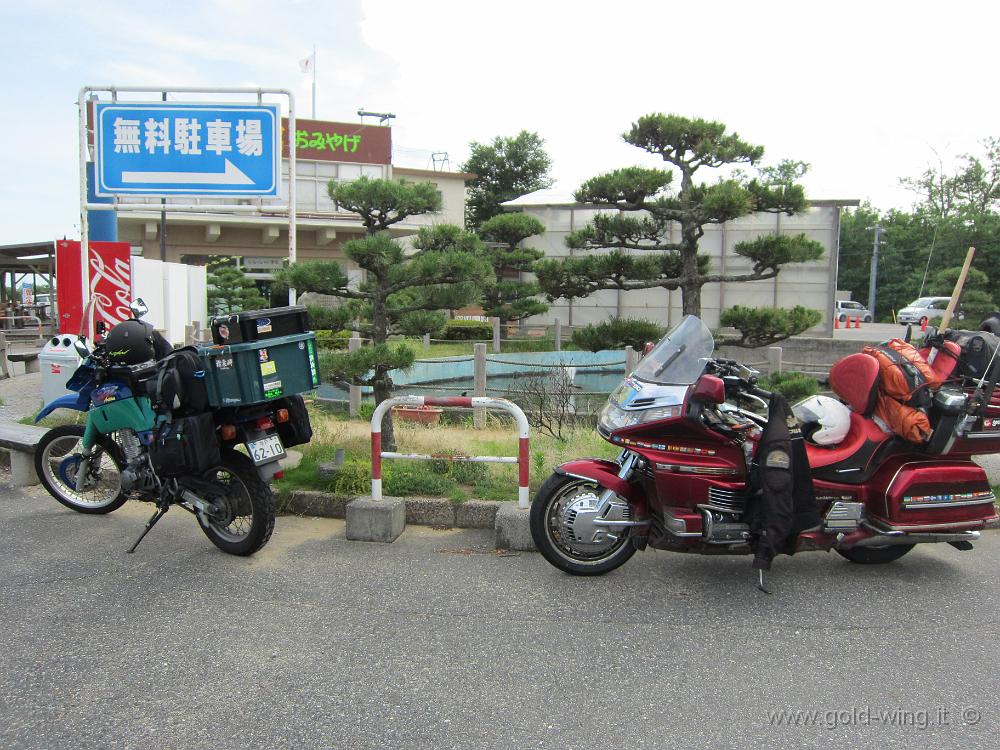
[631,315,715,385]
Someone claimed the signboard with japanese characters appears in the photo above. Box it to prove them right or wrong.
[280,117,391,164]
[94,102,280,196]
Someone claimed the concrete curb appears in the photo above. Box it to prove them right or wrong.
[346,497,405,543]
[277,489,504,531]
[495,503,535,551]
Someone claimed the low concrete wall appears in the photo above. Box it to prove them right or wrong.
[279,489,502,530]
[716,337,869,378]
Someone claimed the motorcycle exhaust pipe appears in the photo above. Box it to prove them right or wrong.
[846,531,981,548]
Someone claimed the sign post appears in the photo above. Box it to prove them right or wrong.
[78,86,298,335]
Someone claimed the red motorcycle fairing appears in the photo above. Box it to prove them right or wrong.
[555,459,639,501]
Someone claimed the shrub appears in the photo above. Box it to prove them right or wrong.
[315,329,353,350]
[331,458,371,496]
[571,317,665,352]
[758,371,819,403]
[383,462,455,496]
[358,400,376,421]
[450,460,489,484]
[719,305,821,347]
[442,319,492,340]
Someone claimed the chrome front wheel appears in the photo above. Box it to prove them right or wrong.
[34,425,127,514]
[529,473,637,576]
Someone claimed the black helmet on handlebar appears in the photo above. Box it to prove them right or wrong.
[103,319,159,365]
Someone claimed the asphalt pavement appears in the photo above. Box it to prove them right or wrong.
[1,479,998,750]
[832,321,911,342]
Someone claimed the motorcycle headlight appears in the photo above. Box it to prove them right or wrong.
[598,402,683,433]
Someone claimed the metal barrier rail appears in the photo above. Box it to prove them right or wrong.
[0,316,43,337]
[370,395,531,508]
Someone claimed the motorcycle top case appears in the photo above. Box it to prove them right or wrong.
[198,331,321,407]
[211,306,310,345]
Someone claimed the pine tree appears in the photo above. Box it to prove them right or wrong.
[276,177,493,450]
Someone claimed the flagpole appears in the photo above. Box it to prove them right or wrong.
[311,45,316,119]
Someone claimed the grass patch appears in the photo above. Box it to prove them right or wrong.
[18,412,84,428]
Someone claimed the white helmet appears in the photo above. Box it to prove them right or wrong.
[792,395,851,446]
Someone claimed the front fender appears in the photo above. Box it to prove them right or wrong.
[555,458,644,505]
[34,392,90,423]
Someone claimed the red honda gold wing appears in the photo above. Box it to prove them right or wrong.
[529,315,999,576]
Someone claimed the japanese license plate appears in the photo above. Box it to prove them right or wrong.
[247,434,286,465]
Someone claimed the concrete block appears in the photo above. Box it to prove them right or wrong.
[346,497,405,543]
[280,489,349,519]
[279,449,303,471]
[456,500,502,529]
[495,502,535,551]
[404,497,455,527]
[10,451,38,487]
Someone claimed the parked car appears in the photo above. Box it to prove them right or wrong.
[898,296,965,325]
[834,299,872,323]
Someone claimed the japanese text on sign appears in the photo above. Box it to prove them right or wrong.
[112,116,264,157]
[294,130,361,153]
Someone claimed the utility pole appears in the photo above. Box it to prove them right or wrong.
[867,224,884,320]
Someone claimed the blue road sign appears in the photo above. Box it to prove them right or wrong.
[94,102,280,197]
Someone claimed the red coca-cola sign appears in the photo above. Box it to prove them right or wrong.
[55,240,132,336]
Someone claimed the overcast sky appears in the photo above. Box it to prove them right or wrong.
[1,0,998,244]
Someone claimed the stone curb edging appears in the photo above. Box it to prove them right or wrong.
[278,489,504,530]
[277,489,538,551]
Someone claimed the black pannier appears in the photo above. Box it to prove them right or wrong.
[150,413,221,477]
[274,395,313,448]
[151,347,210,415]
[942,329,1000,382]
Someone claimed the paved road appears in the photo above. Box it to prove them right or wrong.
[1,481,998,750]
[832,321,911,342]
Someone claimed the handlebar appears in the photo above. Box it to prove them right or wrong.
[710,358,771,402]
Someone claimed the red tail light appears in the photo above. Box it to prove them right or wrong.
[256,417,274,430]
[273,470,285,480]
[220,424,237,440]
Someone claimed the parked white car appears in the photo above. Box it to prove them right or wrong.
[834,299,872,323]
[898,296,964,325]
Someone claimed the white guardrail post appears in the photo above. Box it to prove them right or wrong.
[370,395,531,508]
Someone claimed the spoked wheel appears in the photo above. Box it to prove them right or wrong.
[837,544,914,564]
[195,451,275,556]
[529,473,637,576]
[34,425,127,514]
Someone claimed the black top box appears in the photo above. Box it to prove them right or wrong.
[211,305,311,345]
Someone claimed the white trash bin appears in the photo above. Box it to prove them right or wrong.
[38,334,84,408]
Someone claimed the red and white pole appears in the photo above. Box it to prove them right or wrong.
[369,395,531,508]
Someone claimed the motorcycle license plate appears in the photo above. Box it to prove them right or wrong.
[248,434,286,465]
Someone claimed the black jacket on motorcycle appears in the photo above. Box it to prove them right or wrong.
[747,393,821,570]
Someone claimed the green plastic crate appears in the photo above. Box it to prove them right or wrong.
[198,331,321,407]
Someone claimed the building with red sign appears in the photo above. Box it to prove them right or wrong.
[113,118,473,291]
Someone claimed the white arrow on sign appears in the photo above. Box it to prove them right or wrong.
[121,159,254,185]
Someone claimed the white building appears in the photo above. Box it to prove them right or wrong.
[503,188,858,336]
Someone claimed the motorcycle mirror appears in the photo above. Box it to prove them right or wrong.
[95,321,107,336]
[74,338,90,358]
[130,298,149,319]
